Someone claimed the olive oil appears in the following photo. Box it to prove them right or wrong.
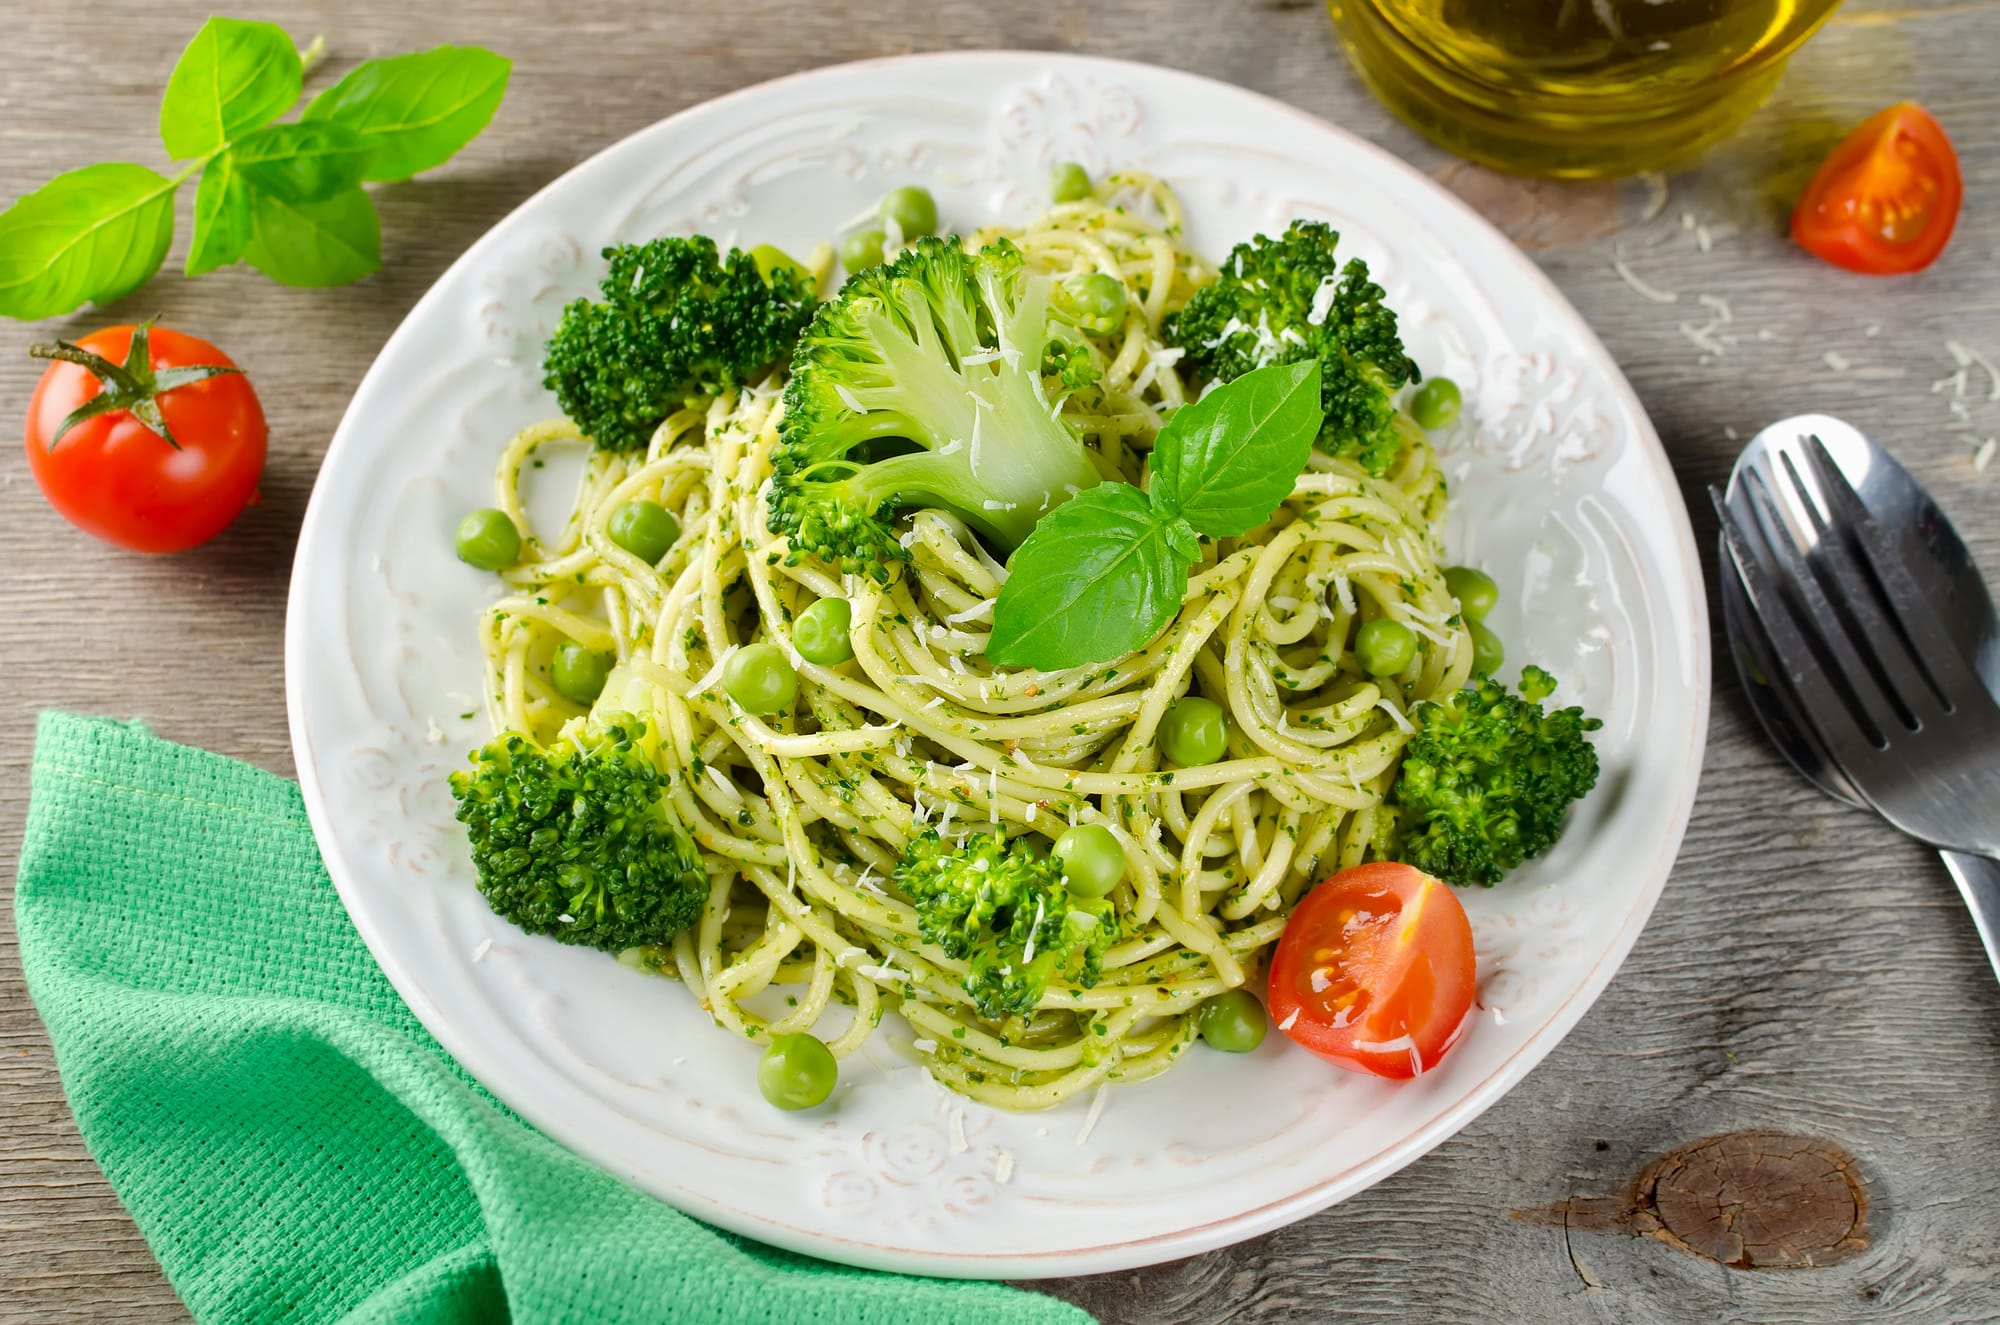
[1328,0,1845,177]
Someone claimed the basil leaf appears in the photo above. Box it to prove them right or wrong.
[1150,360,1323,536]
[185,153,254,276]
[0,163,178,320]
[159,17,301,160]
[243,187,381,287]
[232,122,373,203]
[988,485,1195,671]
[303,46,511,182]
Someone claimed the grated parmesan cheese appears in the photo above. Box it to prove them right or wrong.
[1374,697,1415,735]
[1638,172,1669,222]
[471,938,493,964]
[1075,1084,1110,1145]
[1306,273,1342,326]
[1947,339,2000,401]
[688,645,737,697]
[1679,321,1726,357]
[995,1150,1016,1184]
[1611,250,1678,304]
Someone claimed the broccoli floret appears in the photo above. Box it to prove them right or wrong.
[543,236,818,453]
[1384,665,1603,887]
[766,236,1104,579]
[449,704,705,951]
[1041,337,1102,392]
[894,829,1117,1019]
[1164,220,1420,475]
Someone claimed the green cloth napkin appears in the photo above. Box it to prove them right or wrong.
[15,713,1090,1325]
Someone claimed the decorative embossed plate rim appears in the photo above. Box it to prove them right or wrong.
[285,52,1709,1278]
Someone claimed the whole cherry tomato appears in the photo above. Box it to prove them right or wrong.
[25,323,266,552]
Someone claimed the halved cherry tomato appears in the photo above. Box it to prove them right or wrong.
[24,324,266,553]
[1267,862,1476,1079]
[1792,103,1961,276]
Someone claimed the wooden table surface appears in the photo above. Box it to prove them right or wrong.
[6,1,2000,1320]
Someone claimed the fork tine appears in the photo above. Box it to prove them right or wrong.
[1720,543,1865,807]
[1775,449,1943,726]
[1739,469,1907,740]
[1710,484,1887,766]
[1800,434,1985,708]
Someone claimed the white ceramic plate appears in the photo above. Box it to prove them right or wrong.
[286,52,1709,1279]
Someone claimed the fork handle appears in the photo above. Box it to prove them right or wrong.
[1942,851,2000,985]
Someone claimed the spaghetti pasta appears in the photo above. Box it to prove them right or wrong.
[474,174,1471,1110]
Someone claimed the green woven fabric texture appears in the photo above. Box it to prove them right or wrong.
[14,713,1091,1325]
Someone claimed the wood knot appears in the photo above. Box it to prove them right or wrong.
[1636,1130,1869,1269]
[1513,1129,1870,1272]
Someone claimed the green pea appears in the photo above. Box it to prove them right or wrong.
[1444,566,1499,623]
[748,243,812,287]
[1470,621,1505,676]
[793,597,854,665]
[758,1033,837,1110]
[1052,824,1124,898]
[608,499,681,565]
[1355,618,1418,677]
[1196,989,1267,1053]
[1410,377,1462,430]
[722,642,798,715]
[840,228,885,273]
[1062,272,1128,336]
[1050,161,1093,203]
[877,185,938,239]
[455,508,520,571]
[1159,696,1227,767]
[552,642,611,705]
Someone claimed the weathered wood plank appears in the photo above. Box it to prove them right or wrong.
[5,0,1999,1322]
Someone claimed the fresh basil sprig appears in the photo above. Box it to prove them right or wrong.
[988,360,1323,670]
[0,18,509,320]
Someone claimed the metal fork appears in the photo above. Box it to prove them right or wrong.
[1711,435,2000,860]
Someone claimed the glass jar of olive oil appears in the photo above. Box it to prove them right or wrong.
[1328,0,1845,178]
